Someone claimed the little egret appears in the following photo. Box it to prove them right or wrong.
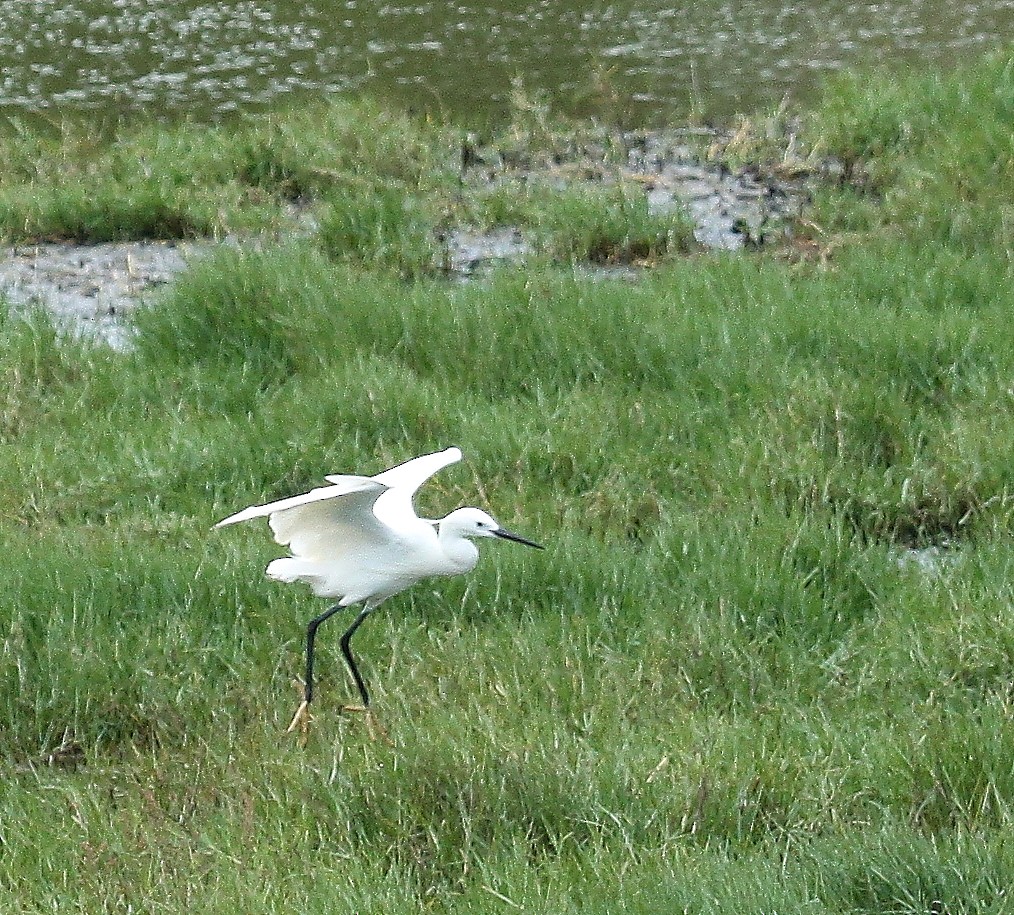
[215,446,542,736]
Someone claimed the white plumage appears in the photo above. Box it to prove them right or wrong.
[216,447,542,736]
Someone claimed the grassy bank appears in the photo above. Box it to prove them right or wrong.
[0,98,694,274]
[2,51,1013,912]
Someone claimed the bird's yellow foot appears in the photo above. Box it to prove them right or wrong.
[342,704,393,745]
[286,699,313,739]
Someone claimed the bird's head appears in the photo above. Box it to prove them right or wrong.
[441,507,543,549]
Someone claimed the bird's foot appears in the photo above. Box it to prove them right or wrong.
[342,704,393,745]
[286,699,313,740]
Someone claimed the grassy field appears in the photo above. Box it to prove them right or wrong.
[2,51,1014,912]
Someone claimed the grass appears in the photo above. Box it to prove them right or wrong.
[0,100,452,244]
[0,98,694,274]
[468,180,695,264]
[2,50,1014,912]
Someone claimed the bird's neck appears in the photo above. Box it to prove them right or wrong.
[438,525,480,574]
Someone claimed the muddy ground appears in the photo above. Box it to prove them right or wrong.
[0,128,813,349]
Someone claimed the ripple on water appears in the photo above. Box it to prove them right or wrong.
[0,0,1010,124]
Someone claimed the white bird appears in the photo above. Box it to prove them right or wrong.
[215,447,542,736]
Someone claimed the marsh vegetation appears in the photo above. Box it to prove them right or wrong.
[2,51,1013,912]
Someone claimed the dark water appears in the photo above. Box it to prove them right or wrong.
[0,1,1011,127]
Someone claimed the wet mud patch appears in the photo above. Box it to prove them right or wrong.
[448,126,813,271]
[0,239,203,350]
[624,130,807,250]
[442,226,529,275]
[0,127,814,345]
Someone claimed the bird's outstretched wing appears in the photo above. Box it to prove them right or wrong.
[362,446,462,490]
[216,476,393,564]
[214,476,383,528]
[327,446,462,529]
[214,448,462,559]
[267,485,393,562]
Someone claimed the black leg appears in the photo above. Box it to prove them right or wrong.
[340,606,376,708]
[303,603,344,704]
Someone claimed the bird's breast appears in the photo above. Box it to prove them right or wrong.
[439,538,480,576]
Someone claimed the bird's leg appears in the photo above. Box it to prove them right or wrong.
[338,605,392,743]
[286,602,344,736]
[339,605,375,708]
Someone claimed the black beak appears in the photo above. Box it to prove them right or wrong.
[494,527,544,549]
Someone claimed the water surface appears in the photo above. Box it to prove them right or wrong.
[0,1,1011,127]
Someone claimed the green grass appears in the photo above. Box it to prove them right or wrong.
[809,50,1014,255]
[0,98,694,274]
[470,179,695,263]
[0,100,453,244]
[3,50,1014,912]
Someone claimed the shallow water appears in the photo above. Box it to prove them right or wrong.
[0,0,1010,127]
